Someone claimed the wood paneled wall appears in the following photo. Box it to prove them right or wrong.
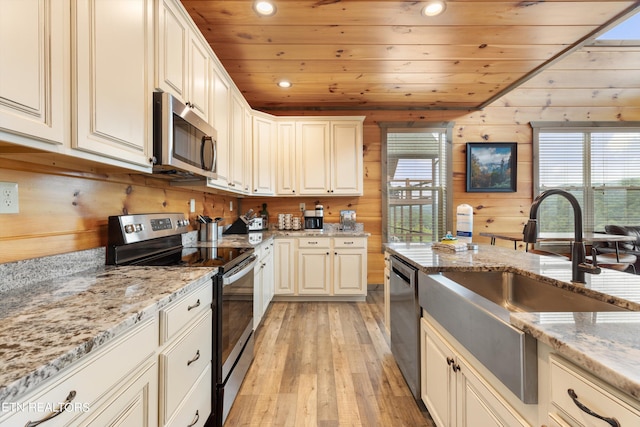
[1,46,639,285]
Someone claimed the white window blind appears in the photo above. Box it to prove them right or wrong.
[534,124,640,233]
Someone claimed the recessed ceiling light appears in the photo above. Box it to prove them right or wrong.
[422,0,446,17]
[277,80,292,88]
[254,1,276,16]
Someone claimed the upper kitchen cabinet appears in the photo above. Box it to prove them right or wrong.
[296,118,365,196]
[155,0,210,121]
[207,65,231,191]
[0,0,69,149]
[73,0,154,169]
[228,92,250,194]
[0,0,67,147]
[252,112,276,196]
[276,120,297,195]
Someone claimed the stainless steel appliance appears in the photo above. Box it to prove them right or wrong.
[152,92,217,181]
[303,210,323,230]
[390,255,421,401]
[106,213,256,427]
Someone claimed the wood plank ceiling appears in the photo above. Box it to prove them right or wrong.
[180,0,640,110]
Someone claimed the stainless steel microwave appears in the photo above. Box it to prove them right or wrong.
[152,92,217,180]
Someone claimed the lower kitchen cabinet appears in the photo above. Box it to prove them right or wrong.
[274,238,296,295]
[420,317,530,427]
[292,237,367,297]
[547,354,640,427]
[254,239,275,328]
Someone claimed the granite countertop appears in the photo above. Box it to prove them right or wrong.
[0,262,216,404]
[385,242,640,400]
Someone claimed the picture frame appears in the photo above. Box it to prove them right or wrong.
[466,142,517,192]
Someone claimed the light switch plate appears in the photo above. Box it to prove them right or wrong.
[0,182,19,214]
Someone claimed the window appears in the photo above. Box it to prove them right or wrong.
[532,122,640,233]
[380,123,453,243]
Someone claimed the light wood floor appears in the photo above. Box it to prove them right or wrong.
[225,289,436,426]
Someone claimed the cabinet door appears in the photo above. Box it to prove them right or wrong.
[421,318,456,427]
[262,242,275,309]
[228,93,245,191]
[156,0,188,100]
[276,121,297,195]
[209,65,230,189]
[243,107,252,193]
[333,249,366,295]
[0,0,66,146]
[252,115,276,195]
[298,249,331,295]
[73,0,153,169]
[187,32,210,121]
[274,238,296,295]
[78,360,158,427]
[456,357,529,427]
[297,121,330,195]
[331,120,363,195]
[254,247,264,329]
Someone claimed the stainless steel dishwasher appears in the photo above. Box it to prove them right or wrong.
[390,255,420,400]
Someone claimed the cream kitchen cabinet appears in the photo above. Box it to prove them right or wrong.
[158,279,212,427]
[208,65,231,191]
[547,354,640,427]
[73,0,154,170]
[276,121,298,195]
[274,238,296,295]
[332,237,367,295]
[421,317,530,427]
[298,237,332,295]
[296,119,364,196]
[228,92,250,193]
[384,251,391,334]
[252,113,276,195]
[254,239,275,328]
[0,318,158,427]
[156,0,210,121]
[0,0,67,147]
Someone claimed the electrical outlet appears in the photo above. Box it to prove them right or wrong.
[230,201,233,211]
[299,202,305,212]
[189,198,196,213]
[0,182,19,214]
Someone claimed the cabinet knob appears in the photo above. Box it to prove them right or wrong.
[446,357,454,366]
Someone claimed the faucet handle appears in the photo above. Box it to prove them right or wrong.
[591,248,599,268]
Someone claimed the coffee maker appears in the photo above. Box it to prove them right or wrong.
[304,205,324,229]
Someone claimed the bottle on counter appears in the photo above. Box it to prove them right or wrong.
[260,203,269,230]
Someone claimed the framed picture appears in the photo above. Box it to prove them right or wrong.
[466,142,517,192]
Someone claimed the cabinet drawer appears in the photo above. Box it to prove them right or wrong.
[298,237,331,248]
[160,281,212,344]
[334,237,366,249]
[549,355,640,426]
[164,364,212,427]
[0,318,157,426]
[159,310,212,424]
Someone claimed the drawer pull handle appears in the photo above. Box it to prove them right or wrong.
[25,390,77,427]
[567,389,620,427]
[344,241,354,245]
[446,357,454,366]
[187,350,201,366]
[188,299,201,311]
[308,241,318,245]
[187,410,200,427]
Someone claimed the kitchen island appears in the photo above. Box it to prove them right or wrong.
[386,242,640,426]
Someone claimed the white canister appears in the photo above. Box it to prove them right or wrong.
[456,204,473,243]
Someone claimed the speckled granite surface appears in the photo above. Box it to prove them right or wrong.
[385,242,640,400]
[0,264,215,404]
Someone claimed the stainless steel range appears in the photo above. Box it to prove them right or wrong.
[106,213,257,427]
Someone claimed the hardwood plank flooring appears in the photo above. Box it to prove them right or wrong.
[225,289,436,426]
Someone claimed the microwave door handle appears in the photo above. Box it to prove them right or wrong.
[201,136,215,171]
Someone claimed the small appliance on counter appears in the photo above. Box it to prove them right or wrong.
[304,207,323,230]
[340,210,356,231]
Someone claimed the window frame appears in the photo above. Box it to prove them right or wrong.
[532,121,640,233]
[379,121,454,245]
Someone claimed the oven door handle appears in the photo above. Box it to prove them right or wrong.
[222,255,258,285]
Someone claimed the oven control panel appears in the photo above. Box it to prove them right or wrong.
[108,213,190,245]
